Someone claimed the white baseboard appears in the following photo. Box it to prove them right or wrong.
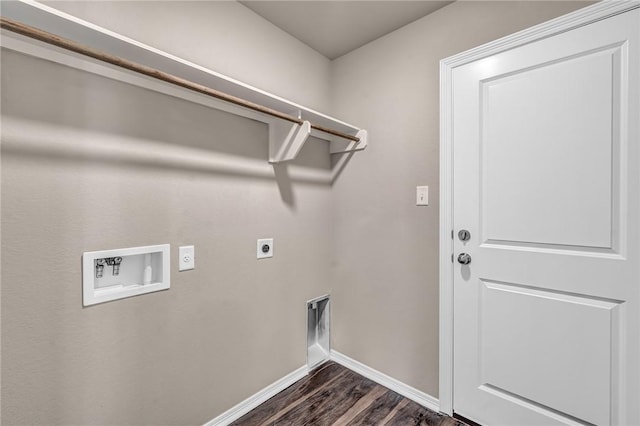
[204,352,440,425]
[330,350,440,413]
[203,365,308,426]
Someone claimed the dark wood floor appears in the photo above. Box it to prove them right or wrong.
[232,361,467,426]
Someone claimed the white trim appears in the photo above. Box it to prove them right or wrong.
[330,350,440,413]
[441,0,639,70]
[203,365,308,426]
[203,352,442,426]
[438,50,455,415]
[438,0,640,416]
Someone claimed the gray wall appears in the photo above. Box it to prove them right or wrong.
[330,0,591,398]
[1,2,333,425]
[1,1,593,425]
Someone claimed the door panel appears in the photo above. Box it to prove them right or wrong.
[452,7,639,426]
[481,280,620,426]
[481,47,618,249]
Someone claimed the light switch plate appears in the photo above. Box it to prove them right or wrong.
[179,245,194,271]
[257,238,273,259]
[416,186,429,206]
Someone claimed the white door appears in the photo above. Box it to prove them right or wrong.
[451,6,639,426]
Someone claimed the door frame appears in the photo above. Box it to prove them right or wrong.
[438,0,640,416]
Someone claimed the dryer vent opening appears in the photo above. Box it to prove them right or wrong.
[307,295,330,370]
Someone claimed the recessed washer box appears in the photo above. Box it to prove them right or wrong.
[82,244,170,306]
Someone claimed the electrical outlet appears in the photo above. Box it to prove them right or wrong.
[179,245,194,271]
[257,238,273,259]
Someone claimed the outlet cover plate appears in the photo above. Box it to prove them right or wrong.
[179,245,195,271]
[257,238,273,259]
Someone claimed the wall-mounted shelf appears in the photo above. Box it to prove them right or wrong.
[0,0,368,164]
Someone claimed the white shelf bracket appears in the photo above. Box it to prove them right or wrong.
[330,129,368,155]
[268,118,312,164]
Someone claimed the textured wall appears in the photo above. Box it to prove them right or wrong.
[1,2,333,425]
[329,0,592,398]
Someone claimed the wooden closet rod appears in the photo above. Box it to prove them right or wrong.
[0,17,361,143]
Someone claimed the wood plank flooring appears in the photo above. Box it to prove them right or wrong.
[232,361,467,426]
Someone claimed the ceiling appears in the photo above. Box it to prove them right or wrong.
[239,1,453,60]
